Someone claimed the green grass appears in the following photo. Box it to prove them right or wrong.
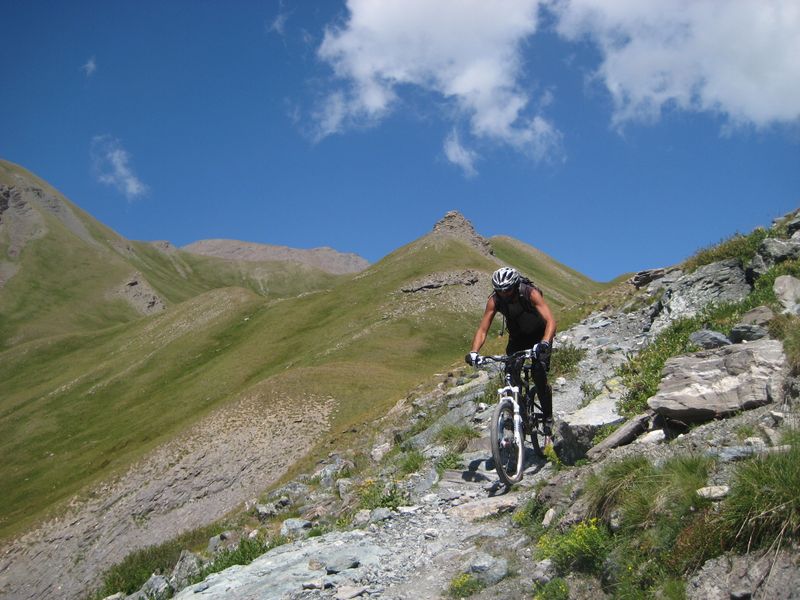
[436,423,480,451]
[577,453,718,595]
[549,343,586,380]
[718,433,800,552]
[490,235,608,328]
[436,450,465,473]
[535,518,611,574]
[87,521,226,598]
[356,479,408,511]
[681,228,769,273]
[397,449,426,476]
[533,577,570,600]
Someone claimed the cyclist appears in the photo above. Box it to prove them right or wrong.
[466,267,557,435]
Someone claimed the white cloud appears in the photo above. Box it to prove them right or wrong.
[551,0,800,128]
[443,130,479,177]
[268,11,289,36]
[81,56,97,77]
[314,0,562,167]
[91,135,148,199]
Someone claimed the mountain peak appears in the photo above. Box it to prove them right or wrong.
[432,211,493,256]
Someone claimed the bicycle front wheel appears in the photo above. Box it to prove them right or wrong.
[490,398,524,485]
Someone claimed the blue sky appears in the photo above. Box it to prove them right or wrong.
[1,0,798,282]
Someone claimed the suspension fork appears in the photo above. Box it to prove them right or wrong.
[498,384,525,448]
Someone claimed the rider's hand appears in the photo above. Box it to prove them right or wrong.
[533,341,551,370]
[465,351,482,366]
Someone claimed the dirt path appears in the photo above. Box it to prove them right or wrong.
[0,387,336,600]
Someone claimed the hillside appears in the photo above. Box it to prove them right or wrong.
[0,159,342,349]
[0,163,611,599]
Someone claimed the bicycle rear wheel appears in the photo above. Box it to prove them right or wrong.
[490,398,524,485]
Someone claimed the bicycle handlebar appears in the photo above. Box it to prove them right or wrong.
[477,348,534,365]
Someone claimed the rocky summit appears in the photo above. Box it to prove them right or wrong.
[432,210,493,257]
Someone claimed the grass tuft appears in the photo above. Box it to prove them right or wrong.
[448,572,485,598]
[681,228,768,273]
[549,343,586,380]
[535,518,610,574]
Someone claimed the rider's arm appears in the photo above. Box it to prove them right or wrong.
[470,296,498,353]
[529,288,557,343]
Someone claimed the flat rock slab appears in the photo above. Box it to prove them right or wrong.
[446,494,521,521]
[648,339,787,422]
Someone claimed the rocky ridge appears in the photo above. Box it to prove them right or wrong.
[181,239,370,275]
[90,210,800,600]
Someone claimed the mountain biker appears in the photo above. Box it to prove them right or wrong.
[465,267,557,435]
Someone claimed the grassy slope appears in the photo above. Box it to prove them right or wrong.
[0,160,343,348]
[0,233,501,539]
[490,235,608,327]
[0,162,605,541]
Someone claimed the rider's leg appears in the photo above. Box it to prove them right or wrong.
[532,360,552,421]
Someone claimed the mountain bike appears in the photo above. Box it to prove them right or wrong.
[476,349,546,485]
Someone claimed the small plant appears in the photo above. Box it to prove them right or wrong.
[437,423,479,452]
[591,422,621,446]
[356,479,408,511]
[512,497,547,538]
[769,314,800,374]
[579,381,601,406]
[681,228,768,273]
[193,535,286,583]
[448,572,485,598]
[549,343,586,379]
[397,449,425,476]
[734,423,756,441]
[536,518,610,574]
[436,450,464,473]
[542,443,562,470]
[533,577,569,600]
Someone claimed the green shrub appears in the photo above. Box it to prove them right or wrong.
[436,450,465,473]
[580,381,601,406]
[533,577,570,600]
[397,449,426,476]
[512,497,547,538]
[681,228,768,273]
[195,535,285,581]
[91,522,225,597]
[437,424,479,451]
[357,479,408,510]
[448,572,485,598]
[550,343,586,379]
[536,518,610,574]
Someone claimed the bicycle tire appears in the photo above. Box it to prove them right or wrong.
[490,398,524,485]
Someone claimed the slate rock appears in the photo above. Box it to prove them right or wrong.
[169,550,202,591]
[689,329,731,349]
[739,305,774,326]
[280,518,313,538]
[729,324,768,343]
[647,339,787,422]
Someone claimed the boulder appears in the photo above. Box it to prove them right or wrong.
[650,259,751,334]
[647,339,787,422]
[169,550,202,591]
[464,552,508,586]
[729,323,768,343]
[689,329,731,349]
[556,396,625,464]
[280,518,313,539]
[774,275,800,315]
[739,305,774,326]
[129,575,171,600]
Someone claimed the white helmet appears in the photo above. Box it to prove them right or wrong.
[492,267,519,292]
